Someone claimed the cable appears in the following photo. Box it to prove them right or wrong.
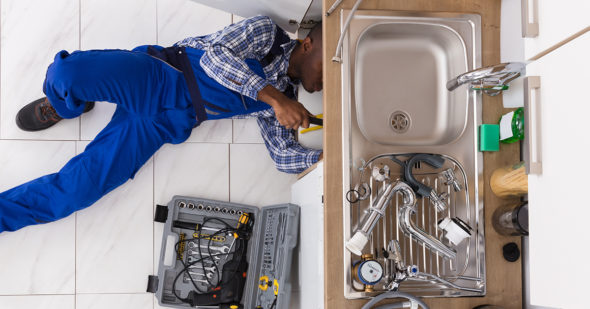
[171,215,253,305]
[269,297,277,309]
[360,291,429,309]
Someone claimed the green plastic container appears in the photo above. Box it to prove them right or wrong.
[498,108,524,144]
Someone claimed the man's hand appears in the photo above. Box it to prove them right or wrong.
[257,85,311,130]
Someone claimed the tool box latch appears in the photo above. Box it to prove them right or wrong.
[146,275,159,293]
[154,204,169,223]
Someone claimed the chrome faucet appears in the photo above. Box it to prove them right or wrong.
[446,62,527,96]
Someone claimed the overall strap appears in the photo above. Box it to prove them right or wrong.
[147,45,208,124]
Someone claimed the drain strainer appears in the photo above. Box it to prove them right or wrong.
[390,111,411,133]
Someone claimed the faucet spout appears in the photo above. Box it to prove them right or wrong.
[446,62,526,96]
[399,205,457,260]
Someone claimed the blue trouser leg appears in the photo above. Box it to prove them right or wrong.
[0,49,196,233]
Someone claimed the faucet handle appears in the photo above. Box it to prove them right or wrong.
[442,168,462,192]
[429,190,448,213]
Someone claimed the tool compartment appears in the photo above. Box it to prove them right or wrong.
[150,196,299,309]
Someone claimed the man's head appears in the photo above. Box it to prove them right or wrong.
[288,22,323,93]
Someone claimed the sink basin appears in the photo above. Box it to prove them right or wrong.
[355,22,468,146]
[341,11,485,299]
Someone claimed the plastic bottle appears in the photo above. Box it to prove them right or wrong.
[498,107,524,144]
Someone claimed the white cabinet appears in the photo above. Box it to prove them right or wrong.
[189,0,316,33]
[501,0,589,62]
[290,162,324,309]
[522,0,590,59]
[525,32,590,309]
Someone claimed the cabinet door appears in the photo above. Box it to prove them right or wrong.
[188,0,313,33]
[290,162,324,309]
[525,32,590,309]
[523,0,590,59]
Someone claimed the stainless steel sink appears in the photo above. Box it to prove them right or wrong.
[355,22,468,146]
[340,11,485,298]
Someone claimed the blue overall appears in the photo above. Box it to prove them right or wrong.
[0,42,283,233]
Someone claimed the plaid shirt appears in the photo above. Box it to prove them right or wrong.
[176,16,321,174]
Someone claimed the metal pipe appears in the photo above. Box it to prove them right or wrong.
[346,181,415,256]
[399,206,457,260]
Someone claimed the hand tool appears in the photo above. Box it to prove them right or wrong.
[191,244,231,254]
[188,270,215,279]
[187,255,220,263]
[188,265,216,272]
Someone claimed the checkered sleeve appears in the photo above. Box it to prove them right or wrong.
[257,115,322,174]
[198,15,276,100]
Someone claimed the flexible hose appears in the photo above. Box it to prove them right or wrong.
[360,291,430,309]
[332,0,365,62]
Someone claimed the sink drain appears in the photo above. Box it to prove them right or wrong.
[390,111,410,133]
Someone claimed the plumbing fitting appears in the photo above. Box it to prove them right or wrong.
[403,154,448,212]
[399,204,457,260]
[346,181,416,255]
[442,168,463,192]
[438,217,472,246]
[384,240,419,292]
[372,164,390,182]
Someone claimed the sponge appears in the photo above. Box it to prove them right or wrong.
[479,124,500,151]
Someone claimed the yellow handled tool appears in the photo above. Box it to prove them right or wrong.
[301,114,323,134]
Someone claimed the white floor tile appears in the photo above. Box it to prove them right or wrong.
[79,0,157,140]
[76,293,153,309]
[0,0,79,140]
[80,103,116,141]
[153,143,229,273]
[233,118,263,143]
[75,141,154,293]
[0,140,76,294]
[157,0,231,47]
[229,144,296,206]
[186,119,233,143]
[0,295,75,309]
[81,0,156,50]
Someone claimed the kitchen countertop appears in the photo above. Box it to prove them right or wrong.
[321,0,523,308]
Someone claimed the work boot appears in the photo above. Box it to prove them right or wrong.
[15,97,95,131]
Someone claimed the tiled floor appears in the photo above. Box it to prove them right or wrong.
[0,1,303,308]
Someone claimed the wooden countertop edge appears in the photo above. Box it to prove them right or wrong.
[297,159,323,180]
[321,1,523,308]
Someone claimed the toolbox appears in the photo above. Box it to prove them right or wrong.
[148,196,300,309]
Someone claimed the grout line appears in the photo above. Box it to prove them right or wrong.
[152,143,156,290]
[74,141,78,307]
[0,0,2,140]
[0,294,77,297]
[76,0,81,300]
[0,138,84,142]
[72,292,154,295]
[155,0,159,46]
[78,0,82,142]
[228,143,231,202]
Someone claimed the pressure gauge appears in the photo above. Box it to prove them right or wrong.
[353,259,383,285]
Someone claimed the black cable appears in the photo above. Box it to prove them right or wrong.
[197,217,246,288]
[171,216,251,304]
[269,296,277,309]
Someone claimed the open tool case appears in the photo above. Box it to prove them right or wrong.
[148,196,299,309]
